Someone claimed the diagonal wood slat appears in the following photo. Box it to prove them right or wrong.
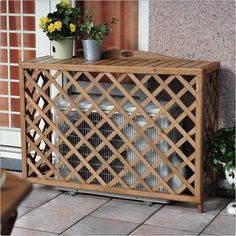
[25,96,87,184]
[49,71,153,191]
[64,71,175,193]
[28,71,139,190]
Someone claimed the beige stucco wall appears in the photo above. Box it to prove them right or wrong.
[149,0,235,127]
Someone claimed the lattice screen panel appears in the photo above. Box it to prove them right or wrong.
[20,56,219,210]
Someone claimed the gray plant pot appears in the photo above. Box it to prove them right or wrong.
[82,39,102,61]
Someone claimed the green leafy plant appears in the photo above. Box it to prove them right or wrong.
[39,0,82,41]
[207,126,235,176]
[80,10,119,44]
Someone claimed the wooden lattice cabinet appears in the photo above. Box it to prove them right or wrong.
[19,51,219,212]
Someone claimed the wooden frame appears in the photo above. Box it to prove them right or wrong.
[19,51,219,212]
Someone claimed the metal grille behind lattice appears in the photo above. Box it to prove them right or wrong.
[57,99,185,192]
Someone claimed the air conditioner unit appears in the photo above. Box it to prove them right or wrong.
[55,96,186,201]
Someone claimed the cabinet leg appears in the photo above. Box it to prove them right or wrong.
[197,203,203,213]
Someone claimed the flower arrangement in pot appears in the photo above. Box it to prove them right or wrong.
[207,126,236,215]
[80,10,119,60]
[39,0,82,59]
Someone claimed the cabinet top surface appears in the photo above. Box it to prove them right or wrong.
[20,56,219,74]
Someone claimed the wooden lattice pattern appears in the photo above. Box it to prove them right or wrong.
[20,56,219,210]
[205,70,219,134]
[203,69,219,190]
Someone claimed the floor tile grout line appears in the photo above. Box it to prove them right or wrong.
[197,215,219,236]
[134,198,233,235]
[14,181,234,235]
[79,211,161,226]
[129,203,230,236]
[76,214,147,227]
[127,204,165,235]
[58,196,113,235]
[12,226,59,235]
[197,199,234,235]
[57,200,165,235]
[87,200,165,224]
[16,207,35,220]
[165,197,233,213]
[13,192,65,233]
[58,198,224,235]
[17,189,64,220]
[143,222,200,234]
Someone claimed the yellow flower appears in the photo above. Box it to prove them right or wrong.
[39,17,51,29]
[54,21,62,31]
[61,0,69,7]
[40,16,49,25]
[69,23,76,33]
[48,23,55,33]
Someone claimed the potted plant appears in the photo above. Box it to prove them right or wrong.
[80,10,118,60]
[39,0,82,59]
[207,126,236,215]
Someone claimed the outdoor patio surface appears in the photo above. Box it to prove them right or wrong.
[9,172,235,236]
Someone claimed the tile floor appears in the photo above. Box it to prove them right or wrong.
[8,173,236,236]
